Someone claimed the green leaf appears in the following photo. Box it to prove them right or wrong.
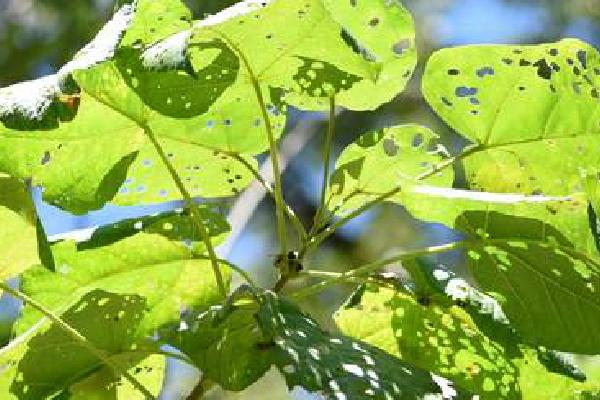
[176,303,272,391]
[191,0,415,111]
[423,38,600,196]
[319,0,417,109]
[0,177,41,280]
[67,354,165,399]
[255,291,471,399]
[334,284,520,399]
[456,209,600,354]
[328,125,452,215]
[10,290,147,399]
[17,210,231,336]
[120,0,191,48]
[0,94,143,213]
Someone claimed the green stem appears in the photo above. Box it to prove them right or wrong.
[291,241,466,299]
[143,125,226,298]
[208,28,289,263]
[301,148,477,257]
[231,153,307,242]
[0,283,155,399]
[310,95,336,238]
[192,253,259,290]
[301,186,401,257]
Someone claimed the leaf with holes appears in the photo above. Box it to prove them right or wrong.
[255,291,471,399]
[67,354,165,399]
[335,284,600,400]
[335,284,520,399]
[175,303,272,391]
[10,290,148,399]
[328,124,452,216]
[190,0,415,111]
[456,208,600,353]
[15,209,231,336]
[0,177,41,281]
[423,38,600,196]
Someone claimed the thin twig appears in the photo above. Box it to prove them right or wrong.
[309,95,336,238]
[291,242,466,299]
[143,125,227,298]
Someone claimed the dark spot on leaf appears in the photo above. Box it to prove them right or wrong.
[551,62,560,72]
[369,17,379,27]
[577,49,588,69]
[533,59,552,80]
[469,97,480,105]
[592,88,599,98]
[573,66,581,76]
[383,138,399,156]
[549,48,559,56]
[502,58,513,65]
[441,97,453,106]
[519,59,531,67]
[41,151,50,165]
[448,69,460,75]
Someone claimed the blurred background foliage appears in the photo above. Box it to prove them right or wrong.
[2,0,600,398]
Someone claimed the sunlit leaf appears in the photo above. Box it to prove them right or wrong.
[335,285,519,399]
[423,38,600,196]
[16,210,231,336]
[0,177,41,281]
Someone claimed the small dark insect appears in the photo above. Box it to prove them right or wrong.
[256,339,276,350]
[274,251,303,273]
[417,294,431,306]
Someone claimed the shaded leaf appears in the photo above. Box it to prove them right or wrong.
[10,290,147,399]
[176,303,272,391]
[256,291,470,399]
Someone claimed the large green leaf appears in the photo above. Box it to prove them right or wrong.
[0,177,41,280]
[16,209,231,336]
[456,209,600,354]
[335,285,519,399]
[423,38,600,196]
[336,284,600,399]
[0,1,259,212]
[255,291,471,399]
[189,0,416,111]
[176,303,272,391]
[10,290,149,399]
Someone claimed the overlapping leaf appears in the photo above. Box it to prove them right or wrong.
[0,177,41,281]
[9,290,150,399]
[328,125,452,216]
[16,209,231,336]
[335,284,600,399]
[335,285,519,398]
[188,0,416,111]
[176,303,272,391]
[255,291,470,399]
